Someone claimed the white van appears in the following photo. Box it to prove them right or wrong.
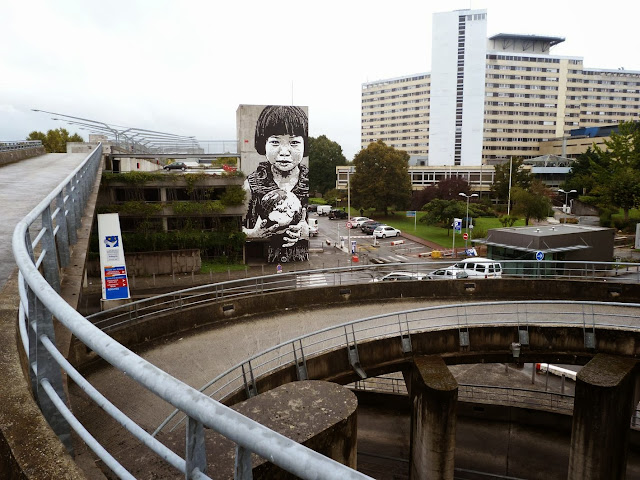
[317,205,331,216]
[446,257,502,279]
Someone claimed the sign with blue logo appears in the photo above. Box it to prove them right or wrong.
[536,251,544,261]
[453,218,462,233]
[98,213,131,301]
[406,211,416,218]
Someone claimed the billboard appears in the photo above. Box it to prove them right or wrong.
[237,105,310,263]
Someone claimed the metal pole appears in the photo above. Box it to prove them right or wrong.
[507,157,513,215]
[348,169,351,264]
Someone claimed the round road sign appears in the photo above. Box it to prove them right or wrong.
[463,233,469,240]
[346,222,353,229]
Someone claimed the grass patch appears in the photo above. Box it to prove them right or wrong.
[200,260,247,274]
[362,211,525,248]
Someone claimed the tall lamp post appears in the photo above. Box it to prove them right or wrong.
[558,189,577,214]
[459,192,478,250]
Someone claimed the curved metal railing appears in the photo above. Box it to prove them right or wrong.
[12,144,370,479]
[154,299,640,435]
[86,259,640,332]
[0,139,43,151]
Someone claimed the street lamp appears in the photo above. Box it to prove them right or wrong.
[558,189,577,214]
[459,192,478,249]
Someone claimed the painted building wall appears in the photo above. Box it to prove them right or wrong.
[236,104,311,263]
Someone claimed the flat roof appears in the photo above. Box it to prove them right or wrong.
[489,33,565,47]
[488,224,611,238]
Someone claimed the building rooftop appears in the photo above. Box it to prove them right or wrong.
[489,33,565,47]
[490,224,610,238]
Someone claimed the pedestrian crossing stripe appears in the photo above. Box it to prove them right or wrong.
[297,273,328,287]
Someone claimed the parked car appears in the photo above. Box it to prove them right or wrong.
[328,209,348,220]
[361,221,382,235]
[163,162,187,171]
[373,225,401,238]
[427,269,469,280]
[349,216,370,228]
[446,257,503,278]
[307,204,318,213]
[373,271,425,282]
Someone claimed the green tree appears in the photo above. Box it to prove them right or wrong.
[590,121,640,221]
[563,147,599,195]
[351,140,412,215]
[308,135,348,195]
[27,128,83,153]
[419,198,467,236]
[510,181,553,226]
[490,157,533,205]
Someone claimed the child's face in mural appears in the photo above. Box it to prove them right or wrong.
[265,135,304,172]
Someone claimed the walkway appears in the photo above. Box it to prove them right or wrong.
[0,152,89,290]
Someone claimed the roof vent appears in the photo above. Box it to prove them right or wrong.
[536,228,540,233]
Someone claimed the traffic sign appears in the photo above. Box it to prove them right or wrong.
[535,251,544,261]
[463,233,468,240]
[346,221,353,229]
[453,218,462,233]
[406,210,416,217]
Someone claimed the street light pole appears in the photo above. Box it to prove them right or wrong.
[558,189,577,214]
[459,192,478,250]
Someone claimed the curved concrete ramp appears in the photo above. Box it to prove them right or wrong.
[0,152,90,289]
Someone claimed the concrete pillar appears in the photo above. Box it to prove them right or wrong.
[160,187,168,232]
[409,355,458,480]
[568,354,639,480]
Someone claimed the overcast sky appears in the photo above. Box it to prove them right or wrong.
[2,0,639,160]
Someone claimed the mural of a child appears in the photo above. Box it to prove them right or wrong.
[243,105,310,262]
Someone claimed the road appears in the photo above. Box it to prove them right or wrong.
[312,212,434,268]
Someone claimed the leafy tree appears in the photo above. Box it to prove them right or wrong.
[27,128,83,153]
[510,181,553,226]
[308,135,348,195]
[410,176,472,210]
[351,140,412,215]
[490,157,533,205]
[589,121,640,221]
[563,147,599,195]
[419,199,467,236]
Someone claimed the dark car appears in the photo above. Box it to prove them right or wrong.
[163,162,187,171]
[328,209,348,220]
[361,221,382,234]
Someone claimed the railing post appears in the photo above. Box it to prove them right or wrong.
[55,190,71,267]
[34,295,74,453]
[185,416,207,479]
[64,183,78,245]
[41,205,61,293]
[234,445,253,480]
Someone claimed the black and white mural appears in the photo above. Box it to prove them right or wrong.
[240,105,309,263]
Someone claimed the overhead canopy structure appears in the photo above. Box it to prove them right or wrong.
[489,33,565,53]
[32,109,202,154]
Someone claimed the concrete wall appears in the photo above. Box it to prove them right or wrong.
[87,249,201,276]
[0,146,46,167]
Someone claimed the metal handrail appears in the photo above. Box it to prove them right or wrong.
[154,299,640,435]
[0,140,43,152]
[86,259,640,331]
[12,144,370,479]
